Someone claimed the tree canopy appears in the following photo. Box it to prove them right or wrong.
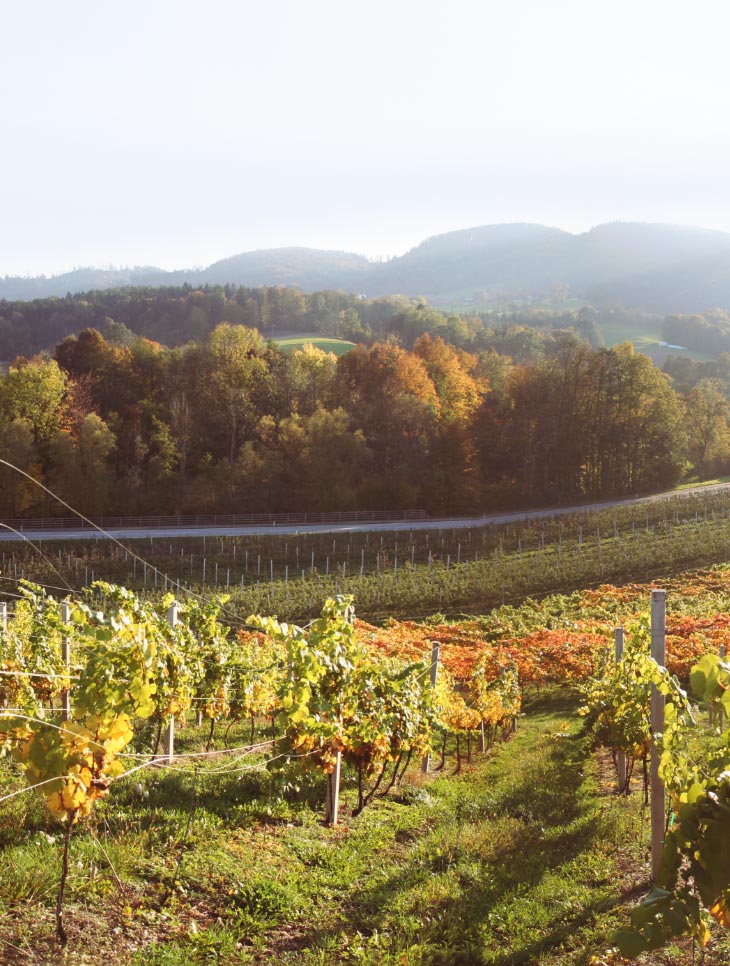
[0,318,706,517]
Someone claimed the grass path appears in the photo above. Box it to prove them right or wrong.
[286,692,644,966]
[5,695,730,964]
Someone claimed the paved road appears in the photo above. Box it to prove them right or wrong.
[0,482,727,543]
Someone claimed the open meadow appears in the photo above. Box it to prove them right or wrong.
[272,336,356,356]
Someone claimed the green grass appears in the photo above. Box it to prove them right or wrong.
[273,336,356,356]
[0,694,692,965]
[600,321,714,365]
[599,320,660,347]
[674,475,730,490]
[4,696,730,962]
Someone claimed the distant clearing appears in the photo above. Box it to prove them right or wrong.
[273,335,356,356]
[600,320,714,365]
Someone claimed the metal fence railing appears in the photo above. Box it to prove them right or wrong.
[0,509,427,533]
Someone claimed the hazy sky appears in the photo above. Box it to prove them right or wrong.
[2,0,729,275]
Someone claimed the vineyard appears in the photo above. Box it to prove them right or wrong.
[3,559,730,961]
[0,582,522,960]
[6,485,730,623]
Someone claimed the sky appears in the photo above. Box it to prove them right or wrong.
[2,0,730,276]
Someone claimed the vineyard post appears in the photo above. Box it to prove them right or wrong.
[0,601,6,631]
[61,600,71,723]
[325,751,342,826]
[615,627,627,793]
[163,601,180,762]
[650,589,666,882]
[421,641,441,774]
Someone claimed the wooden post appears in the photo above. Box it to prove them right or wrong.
[163,601,179,762]
[325,750,342,826]
[61,601,71,723]
[615,627,627,793]
[0,601,7,632]
[650,589,666,882]
[422,642,441,774]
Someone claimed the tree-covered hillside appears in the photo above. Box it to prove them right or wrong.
[0,320,713,519]
[0,285,607,360]
[6,222,730,312]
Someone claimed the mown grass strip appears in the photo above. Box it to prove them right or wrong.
[6,695,730,964]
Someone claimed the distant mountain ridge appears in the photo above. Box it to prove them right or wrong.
[5,222,730,313]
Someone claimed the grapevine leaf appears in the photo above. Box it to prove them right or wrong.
[612,929,649,957]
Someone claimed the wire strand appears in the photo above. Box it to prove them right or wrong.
[0,670,78,681]
[0,776,64,806]
[0,524,75,594]
[110,746,322,782]
[0,458,249,624]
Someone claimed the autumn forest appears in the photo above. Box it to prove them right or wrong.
[0,285,727,519]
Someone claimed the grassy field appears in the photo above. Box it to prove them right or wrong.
[0,692,690,965]
[272,336,356,356]
[599,320,713,365]
[674,475,730,490]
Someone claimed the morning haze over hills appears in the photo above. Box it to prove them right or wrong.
[5,221,730,314]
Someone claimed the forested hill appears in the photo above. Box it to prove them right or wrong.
[0,324,698,520]
[5,222,730,313]
[0,287,422,359]
[0,284,613,361]
[0,249,371,302]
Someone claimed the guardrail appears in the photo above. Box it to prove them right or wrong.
[0,509,427,532]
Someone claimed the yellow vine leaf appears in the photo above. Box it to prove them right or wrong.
[61,779,88,811]
[710,897,730,927]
